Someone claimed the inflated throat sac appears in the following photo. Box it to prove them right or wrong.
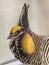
[20,32,35,55]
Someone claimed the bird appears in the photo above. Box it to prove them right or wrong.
[7,3,49,65]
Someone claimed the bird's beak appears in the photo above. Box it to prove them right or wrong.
[7,31,23,39]
[7,34,11,39]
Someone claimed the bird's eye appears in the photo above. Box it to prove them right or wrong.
[17,30,20,33]
[17,28,24,34]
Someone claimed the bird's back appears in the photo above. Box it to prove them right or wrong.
[29,32,49,65]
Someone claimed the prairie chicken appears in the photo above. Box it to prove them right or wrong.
[7,3,49,65]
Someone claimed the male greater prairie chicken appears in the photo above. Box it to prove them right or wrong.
[7,3,49,65]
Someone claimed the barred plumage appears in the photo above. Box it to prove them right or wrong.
[28,32,49,65]
[8,3,49,65]
[9,32,49,65]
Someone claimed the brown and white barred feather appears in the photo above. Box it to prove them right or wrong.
[9,32,49,65]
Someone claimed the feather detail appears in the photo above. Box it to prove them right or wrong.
[18,3,29,30]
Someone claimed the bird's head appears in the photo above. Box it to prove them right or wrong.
[7,3,36,64]
[7,25,24,40]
